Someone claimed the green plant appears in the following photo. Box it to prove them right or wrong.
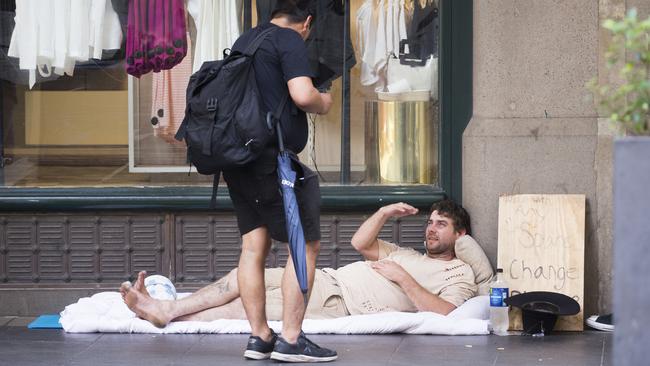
[590,8,650,136]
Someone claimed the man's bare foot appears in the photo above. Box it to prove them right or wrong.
[119,281,132,301]
[120,271,173,328]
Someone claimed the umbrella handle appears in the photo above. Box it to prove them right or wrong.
[267,112,285,152]
[265,111,274,131]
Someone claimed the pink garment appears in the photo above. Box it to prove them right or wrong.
[126,0,187,77]
[150,33,192,145]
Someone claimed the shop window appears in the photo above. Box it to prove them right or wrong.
[1,0,442,189]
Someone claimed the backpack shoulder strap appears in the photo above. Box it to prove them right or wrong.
[209,170,221,209]
[243,26,278,56]
[174,112,189,141]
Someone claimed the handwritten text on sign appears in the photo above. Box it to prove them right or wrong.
[497,194,585,331]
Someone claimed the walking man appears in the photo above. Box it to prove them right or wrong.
[217,0,333,362]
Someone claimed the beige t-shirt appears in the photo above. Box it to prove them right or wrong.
[327,240,477,315]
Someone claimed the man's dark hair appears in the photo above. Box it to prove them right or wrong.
[271,0,316,24]
[430,199,472,235]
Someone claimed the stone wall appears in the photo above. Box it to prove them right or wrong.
[462,0,641,314]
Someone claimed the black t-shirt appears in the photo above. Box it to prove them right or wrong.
[231,22,315,153]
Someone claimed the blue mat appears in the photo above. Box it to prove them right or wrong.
[28,315,62,329]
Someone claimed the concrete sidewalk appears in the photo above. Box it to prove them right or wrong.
[0,317,611,366]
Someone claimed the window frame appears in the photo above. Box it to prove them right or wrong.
[0,0,472,212]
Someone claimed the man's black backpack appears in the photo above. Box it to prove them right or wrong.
[175,27,287,208]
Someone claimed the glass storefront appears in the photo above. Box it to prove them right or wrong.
[1,0,440,188]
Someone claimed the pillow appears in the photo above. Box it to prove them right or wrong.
[447,295,490,320]
[455,235,494,295]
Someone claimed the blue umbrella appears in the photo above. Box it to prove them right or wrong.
[269,113,309,304]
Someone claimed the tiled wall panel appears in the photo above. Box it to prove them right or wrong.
[37,220,66,281]
[315,215,336,269]
[398,216,428,251]
[0,220,5,282]
[130,218,165,277]
[0,212,428,285]
[0,215,167,284]
[176,216,212,282]
[5,220,35,282]
[172,213,428,282]
[212,216,243,279]
[99,218,129,280]
[69,220,97,281]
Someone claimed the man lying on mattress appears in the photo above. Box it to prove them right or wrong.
[120,199,491,328]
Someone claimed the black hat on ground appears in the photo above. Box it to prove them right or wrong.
[504,291,580,335]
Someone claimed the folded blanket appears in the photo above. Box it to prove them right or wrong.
[60,292,490,335]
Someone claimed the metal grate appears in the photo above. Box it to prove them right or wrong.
[0,212,429,285]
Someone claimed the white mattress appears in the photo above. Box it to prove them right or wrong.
[60,292,490,335]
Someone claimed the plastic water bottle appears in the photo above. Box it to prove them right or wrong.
[489,268,509,335]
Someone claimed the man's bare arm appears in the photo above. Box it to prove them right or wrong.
[350,203,418,261]
[287,76,332,114]
[349,209,389,261]
[397,274,457,315]
[371,260,456,315]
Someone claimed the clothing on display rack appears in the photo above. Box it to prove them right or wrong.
[125,0,187,78]
[356,0,440,91]
[8,0,122,88]
[187,0,242,73]
[110,0,129,57]
[0,0,27,85]
[402,0,438,64]
[88,0,123,59]
[110,0,129,33]
[356,0,408,89]
[0,0,15,47]
[307,0,356,90]
[150,33,192,145]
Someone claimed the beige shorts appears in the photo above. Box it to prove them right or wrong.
[264,268,349,320]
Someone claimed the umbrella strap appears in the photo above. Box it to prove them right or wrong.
[209,170,221,209]
[272,92,289,122]
[273,92,290,151]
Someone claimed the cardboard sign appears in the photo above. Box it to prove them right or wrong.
[497,194,585,331]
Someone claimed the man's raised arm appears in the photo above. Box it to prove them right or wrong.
[350,203,418,261]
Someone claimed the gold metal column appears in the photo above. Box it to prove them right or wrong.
[365,100,437,184]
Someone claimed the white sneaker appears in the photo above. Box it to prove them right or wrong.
[586,314,614,332]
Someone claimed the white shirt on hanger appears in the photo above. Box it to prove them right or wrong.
[356,0,408,90]
[89,0,122,60]
[8,0,122,88]
[357,0,379,86]
[188,0,242,73]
